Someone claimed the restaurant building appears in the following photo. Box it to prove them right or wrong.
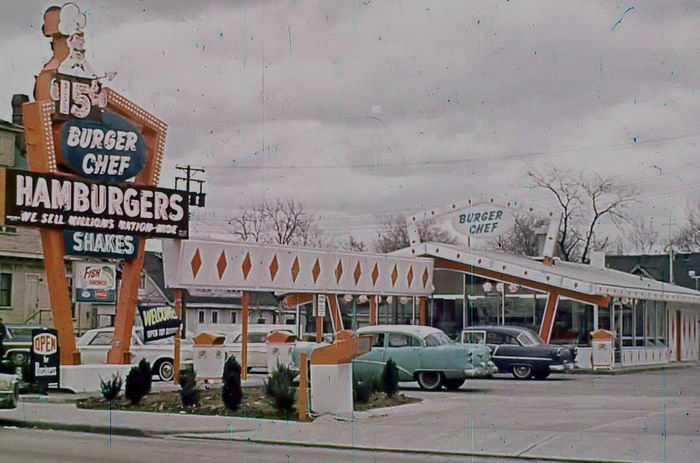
[407,242,700,367]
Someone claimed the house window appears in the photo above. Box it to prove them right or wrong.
[212,310,219,324]
[0,273,11,307]
[139,273,147,290]
[198,310,205,324]
[231,312,237,324]
[0,226,17,234]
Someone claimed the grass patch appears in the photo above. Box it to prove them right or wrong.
[77,386,419,419]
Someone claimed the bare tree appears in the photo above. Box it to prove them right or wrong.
[337,235,368,252]
[228,198,326,247]
[374,215,458,254]
[528,166,638,263]
[621,217,660,254]
[496,213,549,256]
[672,205,700,252]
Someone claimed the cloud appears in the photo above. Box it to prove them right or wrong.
[1,0,698,245]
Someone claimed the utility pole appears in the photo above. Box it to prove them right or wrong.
[175,165,206,208]
[662,218,676,284]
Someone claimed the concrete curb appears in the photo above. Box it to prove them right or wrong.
[0,416,643,463]
[572,361,700,375]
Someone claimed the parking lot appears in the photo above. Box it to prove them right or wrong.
[363,367,700,462]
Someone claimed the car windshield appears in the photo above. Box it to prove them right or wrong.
[7,327,36,341]
[424,332,453,347]
[516,330,544,346]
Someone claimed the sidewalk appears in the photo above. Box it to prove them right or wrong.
[572,360,700,375]
[2,381,697,463]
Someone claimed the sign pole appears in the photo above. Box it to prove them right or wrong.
[241,291,249,380]
[107,240,146,364]
[173,289,183,384]
[40,229,80,364]
[315,295,325,342]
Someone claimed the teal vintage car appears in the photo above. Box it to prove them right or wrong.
[293,325,497,391]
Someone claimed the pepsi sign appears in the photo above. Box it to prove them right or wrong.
[60,111,147,182]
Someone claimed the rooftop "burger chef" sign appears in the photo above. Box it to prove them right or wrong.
[451,203,515,238]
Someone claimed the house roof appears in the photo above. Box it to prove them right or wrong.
[606,253,700,290]
[143,251,279,307]
[393,243,700,305]
[0,119,23,133]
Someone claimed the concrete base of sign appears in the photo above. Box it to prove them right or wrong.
[60,365,133,393]
[310,363,353,417]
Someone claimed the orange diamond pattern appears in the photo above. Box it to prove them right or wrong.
[269,255,279,281]
[191,249,202,278]
[335,260,343,283]
[241,252,252,280]
[291,256,301,282]
[371,263,380,286]
[406,266,414,287]
[216,250,227,279]
[312,258,321,283]
[390,265,399,287]
[422,268,430,287]
[353,262,362,285]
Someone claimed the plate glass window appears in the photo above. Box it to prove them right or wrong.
[0,273,11,307]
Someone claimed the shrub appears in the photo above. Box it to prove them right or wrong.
[125,365,149,404]
[100,373,123,401]
[353,379,372,404]
[179,365,199,407]
[138,359,152,394]
[264,363,296,416]
[381,359,400,397]
[221,356,242,411]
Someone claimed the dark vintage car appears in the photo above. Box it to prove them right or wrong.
[1,324,46,370]
[460,325,576,380]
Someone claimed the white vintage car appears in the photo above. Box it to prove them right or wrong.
[0,373,19,409]
[76,327,193,381]
[221,325,295,371]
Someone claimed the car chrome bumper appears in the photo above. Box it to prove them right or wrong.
[464,361,498,378]
[550,362,574,372]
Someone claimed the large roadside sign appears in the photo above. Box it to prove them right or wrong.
[31,329,60,387]
[0,168,189,239]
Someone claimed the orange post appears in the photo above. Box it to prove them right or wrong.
[315,315,323,342]
[173,289,183,385]
[41,229,80,365]
[418,297,427,326]
[107,240,146,364]
[326,294,344,333]
[370,296,378,325]
[298,352,308,421]
[241,291,249,380]
[538,291,560,343]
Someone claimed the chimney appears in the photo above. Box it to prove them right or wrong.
[535,226,548,257]
[589,249,606,269]
[11,94,29,126]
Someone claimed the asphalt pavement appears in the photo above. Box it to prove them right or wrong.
[1,368,698,463]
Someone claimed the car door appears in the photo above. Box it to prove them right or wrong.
[80,331,112,363]
[384,332,421,381]
[247,332,269,368]
[485,330,511,371]
[353,332,386,380]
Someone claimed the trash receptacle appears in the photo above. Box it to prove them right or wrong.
[193,332,226,381]
[591,329,614,370]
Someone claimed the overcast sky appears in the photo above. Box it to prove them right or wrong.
[2,1,699,247]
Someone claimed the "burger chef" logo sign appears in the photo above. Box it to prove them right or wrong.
[60,111,147,182]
